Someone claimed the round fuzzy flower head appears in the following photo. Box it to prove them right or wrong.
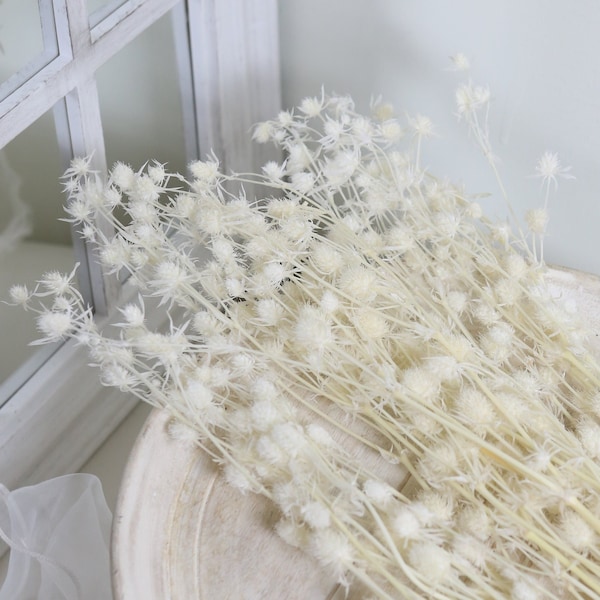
[299,94,325,118]
[448,52,470,71]
[455,83,490,118]
[110,161,136,191]
[36,310,73,342]
[9,284,31,307]
[410,114,435,139]
[309,529,355,585]
[189,158,220,184]
[39,270,75,296]
[63,155,93,179]
[525,208,549,235]
[534,151,573,188]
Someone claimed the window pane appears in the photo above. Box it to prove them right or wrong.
[0,0,56,99]
[0,104,74,404]
[96,7,187,178]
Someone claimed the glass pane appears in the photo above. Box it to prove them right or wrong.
[96,7,187,179]
[0,0,54,96]
[0,103,74,404]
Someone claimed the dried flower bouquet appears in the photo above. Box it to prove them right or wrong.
[11,68,600,598]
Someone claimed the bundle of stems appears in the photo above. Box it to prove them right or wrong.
[11,76,600,598]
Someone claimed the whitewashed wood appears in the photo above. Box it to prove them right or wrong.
[545,266,600,356]
[171,3,201,164]
[0,0,179,499]
[112,268,600,598]
[112,410,381,600]
[89,0,137,31]
[186,0,282,175]
[0,0,282,570]
[0,0,179,148]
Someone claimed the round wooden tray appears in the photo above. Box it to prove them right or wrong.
[111,407,340,599]
[111,267,600,599]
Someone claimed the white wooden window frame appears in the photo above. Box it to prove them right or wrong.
[0,0,280,494]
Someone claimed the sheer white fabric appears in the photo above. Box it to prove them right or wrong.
[0,474,112,599]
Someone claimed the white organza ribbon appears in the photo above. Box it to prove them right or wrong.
[0,474,113,599]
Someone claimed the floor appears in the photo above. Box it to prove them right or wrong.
[0,401,153,588]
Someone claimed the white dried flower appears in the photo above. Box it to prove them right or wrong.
[294,306,333,352]
[321,119,346,148]
[490,222,511,246]
[534,152,573,188]
[64,156,93,179]
[525,208,549,235]
[392,506,421,542]
[290,171,315,194]
[299,95,324,117]
[454,388,497,436]
[167,419,199,446]
[255,298,284,326]
[100,237,131,272]
[152,261,192,298]
[452,534,488,569]
[457,505,492,541]
[275,519,308,549]
[286,143,312,173]
[323,151,359,186]
[408,542,452,586]
[402,367,439,402]
[511,579,542,600]
[252,121,273,143]
[100,364,136,391]
[252,378,278,403]
[223,464,254,494]
[255,435,285,465]
[372,100,394,121]
[352,308,388,340]
[576,419,600,459]
[190,159,220,183]
[363,479,395,507]
[9,284,31,306]
[65,197,92,223]
[307,424,335,448]
[39,270,75,296]
[448,53,470,71]
[309,529,355,584]
[302,501,331,529]
[271,423,306,458]
[262,161,285,181]
[465,201,482,219]
[311,243,344,275]
[559,510,597,552]
[338,266,377,302]
[380,119,403,142]
[110,162,135,190]
[319,291,339,314]
[418,492,455,525]
[192,311,222,337]
[119,303,144,327]
[410,114,434,138]
[455,83,490,117]
[250,398,281,432]
[148,161,166,184]
[36,311,73,341]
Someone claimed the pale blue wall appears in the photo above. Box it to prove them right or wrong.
[279,0,600,275]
